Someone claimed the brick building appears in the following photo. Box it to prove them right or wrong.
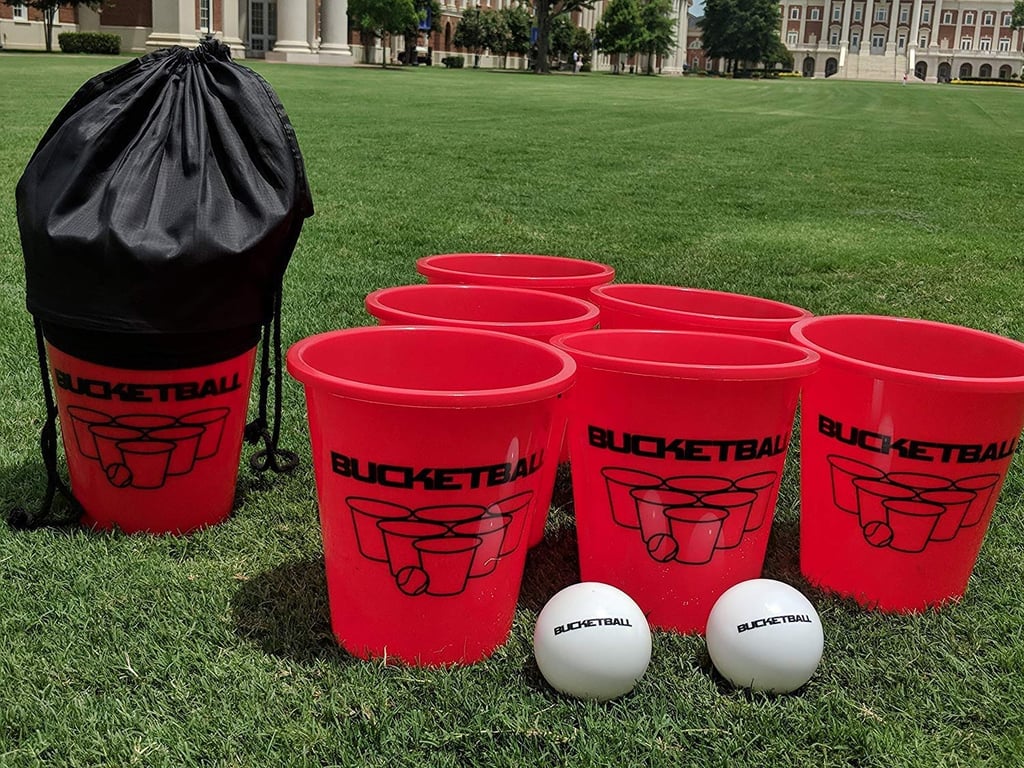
[1,0,1020,81]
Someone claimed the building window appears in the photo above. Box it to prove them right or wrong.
[898,34,906,50]
[830,30,840,44]
[942,11,953,24]
[853,7,862,21]
[875,7,886,21]
[919,34,928,46]
[979,37,990,50]
[999,37,1011,51]
[833,6,842,20]
[900,6,909,23]
[12,3,27,19]
[199,0,211,33]
[1004,13,1013,26]
[872,33,885,48]
[964,12,974,25]
[788,31,799,44]
[851,32,861,46]
[982,12,993,26]
[791,7,800,19]
[922,8,930,23]
[811,8,820,20]
[960,37,971,50]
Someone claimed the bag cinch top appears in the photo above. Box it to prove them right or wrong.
[14,39,314,529]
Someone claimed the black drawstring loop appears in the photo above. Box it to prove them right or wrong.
[245,286,298,475]
[8,320,87,529]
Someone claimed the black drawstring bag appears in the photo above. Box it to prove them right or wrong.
[13,39,314,529]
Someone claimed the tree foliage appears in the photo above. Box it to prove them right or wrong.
[530,0,596,73]
[401,0,440,66]
[502,3,533,59]
[700,0,780,71]
[2,0,103,52]
[349,0,420,65]
[1012,0,1024,29]
[453,6,487,64]
[548,16,592,66]
[595,0,642,72]
[637,0,675,73]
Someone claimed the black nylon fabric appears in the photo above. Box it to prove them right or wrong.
[17,39,313,339]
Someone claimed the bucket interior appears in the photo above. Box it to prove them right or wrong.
[290,327,574,402]
[794,316,1024,381]
[595,284,808,320]
[418,253,613,279]
[554,329,818,379]
[367,285,598,325]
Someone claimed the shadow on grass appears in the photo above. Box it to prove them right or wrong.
[231,555,355,665]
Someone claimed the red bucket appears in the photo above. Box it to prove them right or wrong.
[551,329,819,633]
[791,315,1024,612]
[287,326,576,665]
[365,283,600,543]
[591,284,812,341]
[365,284,600,342]
[49,343,256,534]
[415,253,615,301]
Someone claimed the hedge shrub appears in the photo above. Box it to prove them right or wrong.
[58,32,121,55]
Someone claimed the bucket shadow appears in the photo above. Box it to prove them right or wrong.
[230,556,354,664]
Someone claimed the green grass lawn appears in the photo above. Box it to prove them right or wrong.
[2,54,1024,766]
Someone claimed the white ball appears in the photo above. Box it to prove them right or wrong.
[705,579,824,694]
[533,582,652,700]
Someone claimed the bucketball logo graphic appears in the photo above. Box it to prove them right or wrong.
[600,466,780,565]
[347,491,534,598]
[64,405,232,490]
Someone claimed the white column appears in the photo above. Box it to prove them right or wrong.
[888,3,899,46]
[930,0,944,46]
[146,0,197,50]
[320,0,355,62]
[221,0,246,58]
[266,0,317,61]
[839,0,854,69]
[907,0,923,67]
[864,0,876,51]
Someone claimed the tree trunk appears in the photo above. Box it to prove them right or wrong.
[45,7,56,52]
[534,0,551,73]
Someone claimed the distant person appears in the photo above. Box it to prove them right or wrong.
[573,50,582,73]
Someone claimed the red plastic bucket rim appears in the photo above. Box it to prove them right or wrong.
[364,283,600,332]
[415,252,615,288]
[590,284,812,328]
[791,314,1024,392]
[287,325,577,407]
[550,328,820,381]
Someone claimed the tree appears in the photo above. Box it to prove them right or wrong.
[763,37,792,71]
[595,0,642,73]
[483,9,515,67]
[401,0,440,66]
[453,6,487,67]
[1012,0,1024,29]
[700,0,780,73]
[350,0,420,65]
[501,3,533,65]
[637,0,675,74]
[3,1,103,52]
[530,0,596,73]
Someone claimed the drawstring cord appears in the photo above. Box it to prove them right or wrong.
[244,286,299,474]
[8,320,86,529]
